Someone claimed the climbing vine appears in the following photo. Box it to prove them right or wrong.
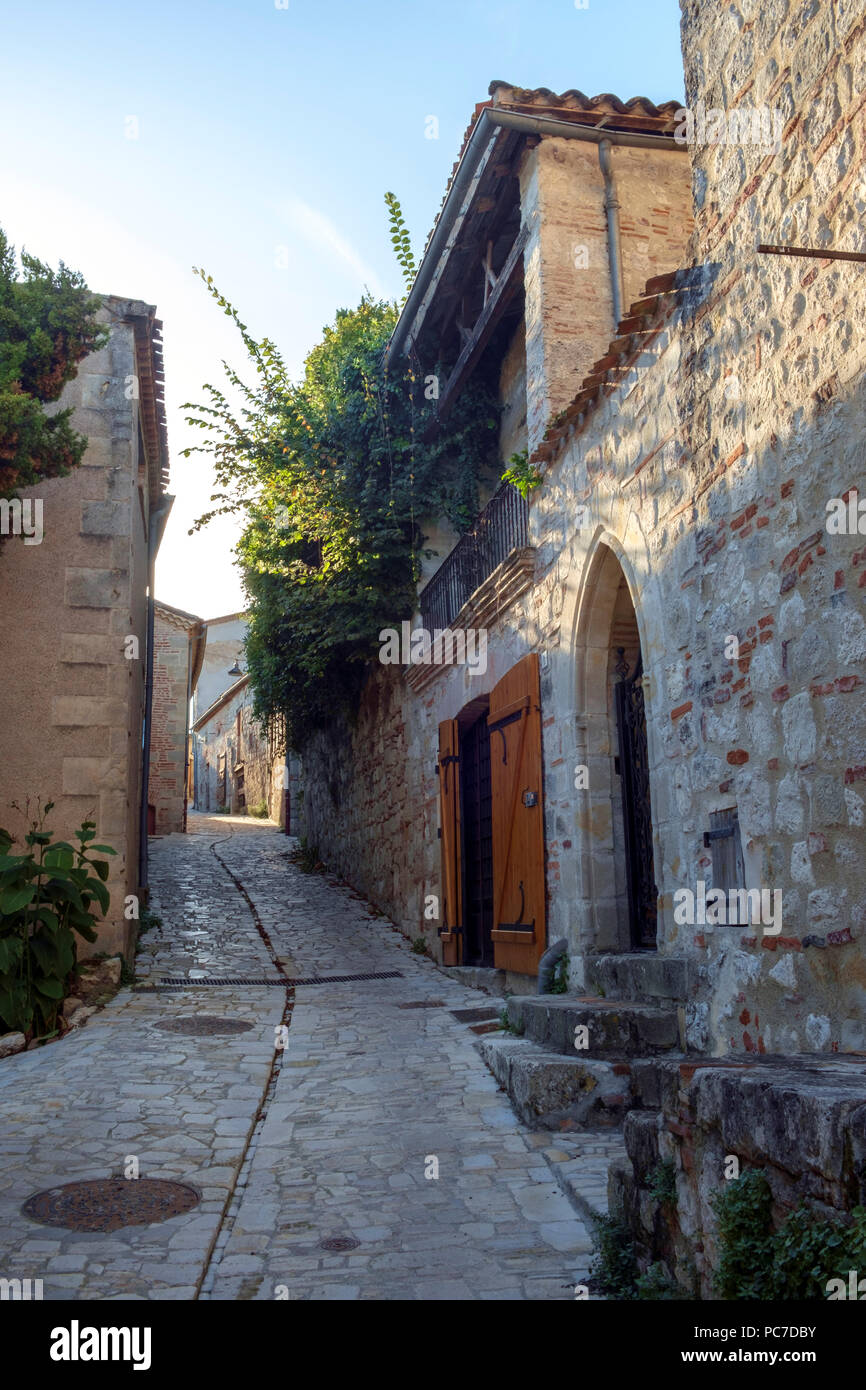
[184,210,501,745]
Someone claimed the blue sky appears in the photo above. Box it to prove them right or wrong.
[0,0,685,617]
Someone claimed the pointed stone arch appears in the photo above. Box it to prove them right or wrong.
[559,529,666,959]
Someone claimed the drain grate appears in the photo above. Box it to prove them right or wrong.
[397,999,445,1010]
[151,971,404,987]
[153,1016,255,1035]
[23,1178,200,1232]
[319,1235,361,1252]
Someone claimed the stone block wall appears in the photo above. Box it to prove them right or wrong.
[299,0,866,1059]
[610,1055,866,1297]
[150,609,196,834]
[0,301,159,957]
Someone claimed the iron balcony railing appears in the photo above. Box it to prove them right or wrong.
[419,482,529,631]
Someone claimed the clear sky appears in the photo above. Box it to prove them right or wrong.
[0,0,685,619]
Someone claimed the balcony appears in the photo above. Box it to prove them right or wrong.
[418,482,534,635]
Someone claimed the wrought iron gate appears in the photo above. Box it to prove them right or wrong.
[614,649,658,950]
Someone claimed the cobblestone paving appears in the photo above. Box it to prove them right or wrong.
[0,814,623,1301]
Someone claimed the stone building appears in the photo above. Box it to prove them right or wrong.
[148,600,205,835]
[191,611,248,724]
[299,0,866,1291]
[191,673,297,827]
[0,297,171,957]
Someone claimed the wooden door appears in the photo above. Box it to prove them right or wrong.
[437,718,462,966]
[488,653,546,974]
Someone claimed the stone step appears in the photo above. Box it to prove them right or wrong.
[505,994,682,1057]
[584,955,691,1006]
[480,1034,634,1130]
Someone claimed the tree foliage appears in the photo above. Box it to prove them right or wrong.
[184,274,500,746]
[0,228,107,497]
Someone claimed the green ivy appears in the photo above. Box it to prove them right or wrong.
[184,270,500,747]
[384,192,417,298]
[0,802,115,1037]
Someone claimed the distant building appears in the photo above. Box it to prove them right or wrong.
[191,674,299,829]
[149,600,205,835]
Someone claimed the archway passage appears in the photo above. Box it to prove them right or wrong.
[576,544,659,953]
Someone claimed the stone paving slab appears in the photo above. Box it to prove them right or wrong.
[0,813,619,1300]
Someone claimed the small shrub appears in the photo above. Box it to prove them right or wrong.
[248,802,269,819]
[0,802,115,1037]
[289,839,324,874]
[635,1262,687,1300]
[410,936,428,956]
[647,1161,677,1206]
[589,1213,639,1299]
[711,1169,866,1300]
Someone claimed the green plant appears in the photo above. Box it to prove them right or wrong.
[635,1262,688,1300]
[290,839,324,874]
[410,936,428,956]
[0,228,107,500]
[248,801,269,819]
[550,952,569,994]
[0,802,115,1037]
[498,1009,525,1036]
[648,1160,677,1206]
[711,1170,866,1300]
[384,191,417,297]
[183,266,499,751]
[589,1213,639,1299]
[501,449,542,499]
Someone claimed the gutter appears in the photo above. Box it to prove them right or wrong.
[138,495,174,895]
[386,105,684,363]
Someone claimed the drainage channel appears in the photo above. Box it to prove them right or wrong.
[136,969,403,990]
[193,837,294,1301]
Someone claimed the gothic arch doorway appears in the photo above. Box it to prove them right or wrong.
[574,542,659,953]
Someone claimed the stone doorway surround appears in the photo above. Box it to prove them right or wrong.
[558,530,667,967]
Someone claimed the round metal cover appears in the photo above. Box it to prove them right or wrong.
[23,1178,200,1232]
[153,1015,254,1036]
[319,1236,361,1252]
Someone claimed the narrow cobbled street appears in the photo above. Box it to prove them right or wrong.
[0,815,620,1301]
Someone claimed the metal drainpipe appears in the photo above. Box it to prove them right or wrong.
[138,497,174,898]
[598,139,624,329]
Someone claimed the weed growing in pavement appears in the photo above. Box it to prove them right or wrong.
[411,936,429,956]
[289,839,325,874]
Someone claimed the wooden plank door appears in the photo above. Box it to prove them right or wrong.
[437,718,463,966]
[488,653,546,975]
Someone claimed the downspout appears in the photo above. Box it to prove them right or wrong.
[138,495,174,897]
[386,105,680,364]
[538,937,568,994]
[598,139,624,329]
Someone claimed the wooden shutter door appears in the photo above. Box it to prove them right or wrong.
[438,718,462,966]
[488,653,546,975]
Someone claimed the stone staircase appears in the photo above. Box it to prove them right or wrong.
[480,954,692,1131]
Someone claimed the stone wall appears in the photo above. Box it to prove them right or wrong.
[0,300,162,957]
[610,1054,866,1297]
[300,0,866,1056]
[150,608,196,834]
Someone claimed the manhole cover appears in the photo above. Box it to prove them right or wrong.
[319,1236,361,1252]
[153,1016,255,1036]
[397,1000,445,1010]
[23,1179,200,1232]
